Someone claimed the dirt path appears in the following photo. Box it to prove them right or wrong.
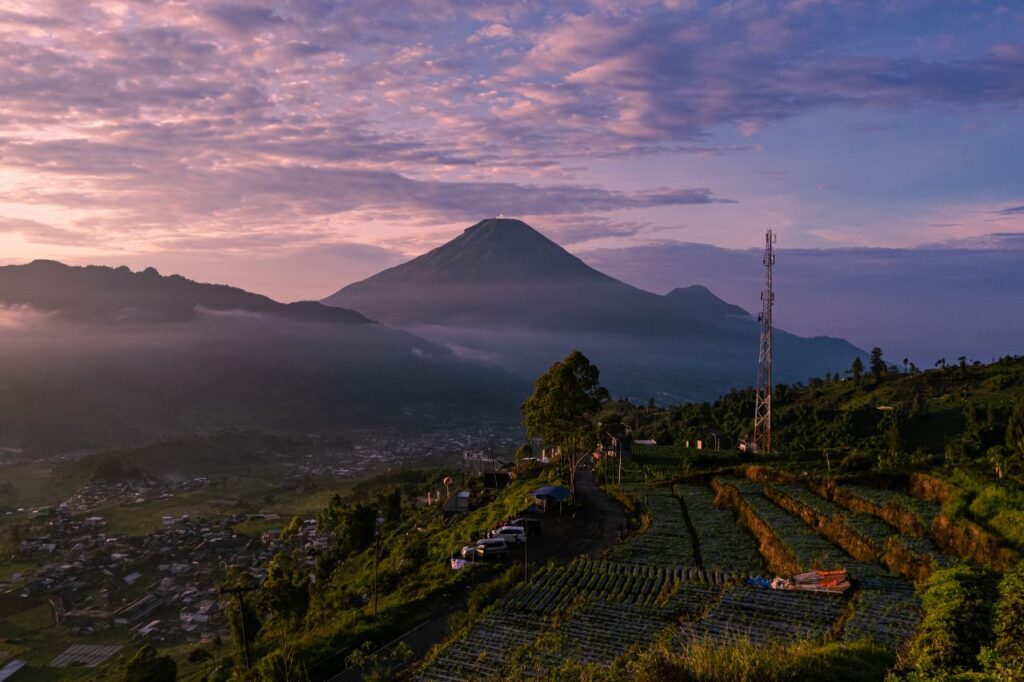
[327,461,625,681]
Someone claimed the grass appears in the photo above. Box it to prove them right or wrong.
[504,637,896,682]
[0,462,88,510]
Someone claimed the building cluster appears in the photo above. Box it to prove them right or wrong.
[8,496,340,647]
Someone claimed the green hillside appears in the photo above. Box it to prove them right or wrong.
[633,354,1024,465]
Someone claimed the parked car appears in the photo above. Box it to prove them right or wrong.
[489,525,527,545]
[475,537,509,559]
[509,517,542,537]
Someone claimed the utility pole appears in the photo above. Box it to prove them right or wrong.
[373,514,383,622]
[221,585,258,671]
[523,523,529,583]
[753,229,776,455]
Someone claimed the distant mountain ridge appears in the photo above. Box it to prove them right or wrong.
[0,260,524,454]
[325,218,864,402]
[0,260,370,324]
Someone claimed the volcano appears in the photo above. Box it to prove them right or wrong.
[323,218,863,402]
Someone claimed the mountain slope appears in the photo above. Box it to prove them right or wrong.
[0,262,525,454]
[324,218,864,402]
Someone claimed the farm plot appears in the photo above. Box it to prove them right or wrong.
[504,560,672,611]
[841,509,901,548]
[543,601,676,666]
[421,563,726,680]
[842,576,921,649]
[611,488,696,567]
[415,610,545,682]
[888,534,957,570]
[770,484,897,549]
[678,584,847,645]
[632,444,690,465]
[674,483,763,574]
[726,479,852,570]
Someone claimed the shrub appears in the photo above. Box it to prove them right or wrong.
[840,450,874,472]
[979,560,1024,680]
[905,564,998,675]
[626,638,892,682]
[969,486,1013,521]
[988,511,1024,547]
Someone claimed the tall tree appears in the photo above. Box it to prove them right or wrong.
[522,351,609,499]
[850,356,864,384]
[1007,399,1024,460]
[869,347,886,379]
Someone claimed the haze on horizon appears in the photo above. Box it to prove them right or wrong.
[0,0,1022,362]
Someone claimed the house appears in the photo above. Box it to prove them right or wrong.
[114,594,161,626]
[63,609,115,632]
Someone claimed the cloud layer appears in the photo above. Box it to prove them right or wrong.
[0,0,1021,297]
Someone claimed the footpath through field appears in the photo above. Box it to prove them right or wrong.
[327,463,624,682]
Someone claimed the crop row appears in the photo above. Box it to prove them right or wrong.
[502,560,747,616]
[541,601,679,666]
[611,488,697,567]
[724,478,853,571]
[414,610,543,682]
[631,444,691,464]
[770,483,840,517]
[674,483,764,573]
[769,483,897,550]
[839,484,940,528]
[678,584,847,645]
[888,534,956,570]
[503,561,677,612]
[420,565,728,680]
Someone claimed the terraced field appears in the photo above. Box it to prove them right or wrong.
[725,478,852,570]
[416,474,960,680]
[839,483,942,530]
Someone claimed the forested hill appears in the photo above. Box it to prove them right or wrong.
[633,354,1024,464]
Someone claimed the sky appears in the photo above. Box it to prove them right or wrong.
[0,0,1022,308]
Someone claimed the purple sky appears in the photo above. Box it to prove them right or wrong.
[0,1,1022,313]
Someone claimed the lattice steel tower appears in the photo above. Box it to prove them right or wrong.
[753,230,776,454]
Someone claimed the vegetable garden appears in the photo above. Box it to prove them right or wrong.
[418,472,975,681]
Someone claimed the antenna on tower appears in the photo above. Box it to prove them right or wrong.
[753,229,776,454]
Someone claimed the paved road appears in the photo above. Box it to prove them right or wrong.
[328,462,625,681]
[562,464,627,558]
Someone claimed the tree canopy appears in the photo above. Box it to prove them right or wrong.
[521,350,609,497]
[122,644,176,682]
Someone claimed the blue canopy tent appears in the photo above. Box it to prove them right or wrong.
[533,485,571,512]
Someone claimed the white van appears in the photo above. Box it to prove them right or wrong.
[488,526,527,545]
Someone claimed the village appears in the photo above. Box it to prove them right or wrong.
[0,428,523,675]
[1,478,334,666]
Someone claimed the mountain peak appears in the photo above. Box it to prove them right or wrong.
[333,218,614,290]
[462,217,539,237]
[664,285,750,317]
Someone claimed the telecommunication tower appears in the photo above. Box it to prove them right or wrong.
[753,230,776,454]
